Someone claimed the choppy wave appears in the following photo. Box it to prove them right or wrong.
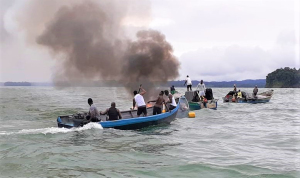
[0,87,299,178]
[0,123,103,136]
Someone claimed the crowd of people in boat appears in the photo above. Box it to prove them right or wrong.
[225,84,259,102]
[184,75,261,103]
[86,85,177,122]
[183,75,213,102]
[85,75,260,121]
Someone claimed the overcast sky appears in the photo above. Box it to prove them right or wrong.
[0,0,299,82]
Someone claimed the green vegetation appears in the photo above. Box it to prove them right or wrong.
[266,67,300,88]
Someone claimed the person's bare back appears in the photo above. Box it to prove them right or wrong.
[154,95,165,108]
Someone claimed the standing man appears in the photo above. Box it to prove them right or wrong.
[133,85,147,117]
[164,90,177,110]
[184,75,192,91]
[253,85,258,97]
[147,91,165,115]
[196,80,206,97]
[233,84,237,98]
[87,98,100,122]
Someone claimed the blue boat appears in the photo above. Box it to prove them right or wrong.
[222,90,274,103]
[57,96,188,130]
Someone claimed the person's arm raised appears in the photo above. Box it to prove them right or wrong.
[139,87,146,95]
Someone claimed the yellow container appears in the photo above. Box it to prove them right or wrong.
[188,112,196,118]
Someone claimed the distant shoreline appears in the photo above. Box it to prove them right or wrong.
[0,79,266,88]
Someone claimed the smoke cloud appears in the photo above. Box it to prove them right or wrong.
[33,0,179,99]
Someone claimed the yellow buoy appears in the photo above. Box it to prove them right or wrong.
[188,111,196,118]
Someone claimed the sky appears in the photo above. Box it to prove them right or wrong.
[0,0,299,82]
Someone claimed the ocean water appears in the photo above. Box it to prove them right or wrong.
[0,86,299,178]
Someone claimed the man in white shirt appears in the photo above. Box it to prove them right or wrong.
[87,98,100,122]
[196,80,206,97]
[184,75,192,91]
[133,85,147,117]
[164,90,177,110]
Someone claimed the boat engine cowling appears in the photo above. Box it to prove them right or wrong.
[205,88,214,100]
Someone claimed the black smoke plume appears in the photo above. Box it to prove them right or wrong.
[36,0,180,99]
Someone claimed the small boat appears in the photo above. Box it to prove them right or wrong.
[222,89,274,103]
[184,88,218,110]
[57,96,188,130]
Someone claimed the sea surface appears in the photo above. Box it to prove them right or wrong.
[0,87,299,178]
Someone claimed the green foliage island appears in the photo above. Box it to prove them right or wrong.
[266,67,300,88]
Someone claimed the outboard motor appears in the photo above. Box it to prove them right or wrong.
[192,90,200,102]
[185,91,194,102]
[205,88,214,100]
[177,96,190,118]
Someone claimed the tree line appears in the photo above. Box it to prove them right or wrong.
[266,67,300,88]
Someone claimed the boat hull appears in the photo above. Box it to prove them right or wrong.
[184,90,218,111]
[222,97,271,103]
[222,90,273,104]
[188,100,217,110]
[100,109,178,130]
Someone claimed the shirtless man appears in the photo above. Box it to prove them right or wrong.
[147,91,165,115]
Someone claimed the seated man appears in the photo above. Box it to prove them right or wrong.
[164,90,177,110]
[147,91,165,115]
[87,98,100,122]
[170,85,176,95]
[237,90,242,98]
[101,102,122,121]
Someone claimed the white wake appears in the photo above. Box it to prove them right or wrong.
[0,123,103,136]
